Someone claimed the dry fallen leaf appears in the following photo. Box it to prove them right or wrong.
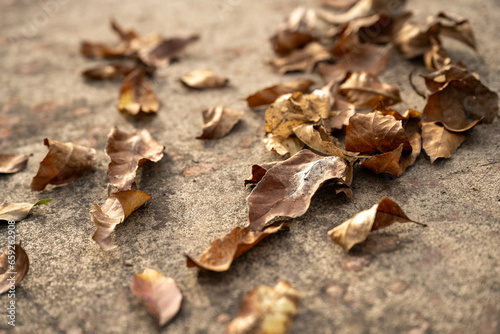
[82,62,137,80]
[226,281,300,334]
[31,139,96,191]
[91,190,152,251]
[293,124,349,157]
[0,154,28,174]
[180,69,228,89]
[270,42,331,74]
[117,67,160,115]
[130,268,182,327]
[247,150,351,231]
[246,79,314,108]
[318,0,407,24]
[421,122,466,163]
[321,0,358,9]
[196,106,243,140]
[106,127,164,191]
[244,162,280,186]
[138,34,200,68]
[323,107,355,132]
[339,72,402,108]
[373,101,420,121]
[328,197,414,252]
[0,243,29,295]
[270,6,317,55]
[0,199,52,222]
[186,223,288,272]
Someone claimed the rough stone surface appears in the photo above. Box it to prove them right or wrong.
[1,0,499,333]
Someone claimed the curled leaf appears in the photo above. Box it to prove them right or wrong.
[0,154,28,174]
[321,0,358,9]
[82,62,137,80]
[339,72,402,108]
[117,67,159,115]
[138,34,200,68]
[0,199,52,222]
[106,127,164,190]
[196,106,243,140]
[91,190,152,251]
[247,150,351,231]
[31,139,96,191]
[270,6,317,55]
[180,69,228,89]
[373,101,420,121]
[0,243,29,295]
[421,122,465,163]
[318,0,407,24]
[131,268,182,327]
[293,124,348,157]
[186,223,288,272]
[328,197,413,252]
[323,107,355,132]
[227,281,300,334]
[263,134,304,157]
[270,42,331,74]
[246,79,314,108]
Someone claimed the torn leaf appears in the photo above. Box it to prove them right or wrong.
[421,122,465,163]
[0,154,28,174]
[270,6,317,55]
[246,79,314,108]
[196,106,243,140]
[180,69,228,89]
[339,72,402,108]
[0,199,52,222]
[0,243,29,295]
[117,67,160,115]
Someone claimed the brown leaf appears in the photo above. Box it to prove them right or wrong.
[106,127,164,191]
[318,0,407,24]
[180,69,228,89]
[91,190,152,251]
[226,281,300,334]
[270,42,331,74]
[321,0,358,9]
[80,41,128,59]
[186,223,288,272]
[117,67,160,115]
[0,243,29,295]
[0,154,28,174]
[196,106,243,140]
[433,12,476,50]
[270,6,317,55]
[263,134,305,157]
[138,34,200,68]
[246,79,314,108]
[328,197,413,252]
[247,150,351,231]
[0,199,52,222]
[423,38,451,71]
[31,139,96,191]
[345,112,411,154]
[293,124,349,157]
[339,72,402,108]
[373,101,420,121]
[244,162,280,186]
[130,268,182,327]
[82,62,137,80]
[323,107,355,132]
[421,122,466,163]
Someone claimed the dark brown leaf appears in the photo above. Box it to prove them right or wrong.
[246,79,314,108]
[339,72,402,108]
[421,122,466,163]
[0,243,29,295]
[186,223,288,272]
[138,34,200,68]
[180,69,228,89]
[0,154,28,174]
[196,106,243,140]
[270,6,317,55]
[244,162,280,186]
[31,139,96,191]
[117,67,160,115]
[270,42,331,74]
[82,62,137,80]
[130,268,182,327]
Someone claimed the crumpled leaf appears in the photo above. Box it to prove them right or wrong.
[186,223,288,272]
[247,150,351,231]
[31,139,96,191]
[246,79,314,108]
[421,122,466,163]
[180,69,228,89]
[130,268,182,327]
[270,6,317,55]
[196,106,243,140]
[339,72,402,108]
[91,190,152,251]
[0,199,52,222]
[423,37,451,71]
[226,281,300,334]
[422,64,499,131]
[328,197,413,252]
[117,67,159,115]
[263,135,305,157]
[106,127,164,191]
[318,0,407,24]
[0,154,28,174]
[82,62,137,80]
[0,243,29,295]
[270,42,331,74]
[293,124,349,157]
[373,101,420,121]
[138,34,199,68]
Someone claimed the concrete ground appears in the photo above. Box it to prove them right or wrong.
[1,0,499,333]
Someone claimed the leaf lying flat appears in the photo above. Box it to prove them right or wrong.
[339,72,402,108]
[180,69,228,89]
[0,154,28,174]
[0,243,29,295]
[106,127,164,191]
[82,62,137,80]
[226,281,300,334]
[421,122,466,163]
[196,106,243,140]
[130,268,182,327]
[328,197,413,252]
[270,42,331,74]
[30,139,96,191]
[247,150,351,231]
[117,67,160,115]
[0,199,52,222]
[246,79,314,108]
[186,223,288,272]
[91,190,152,251]
[270,6,317,55]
